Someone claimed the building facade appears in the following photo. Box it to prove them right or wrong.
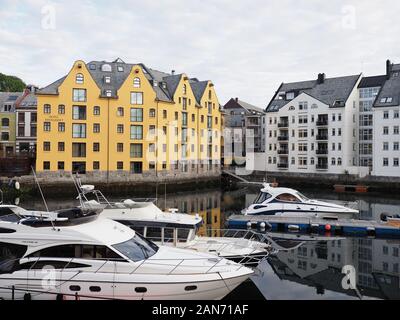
[222,98,265,166]
[0,92,21,157]
[258,73,362,174]
[372,61,400,177]
[36,59,222,179]
[15,85,38,155]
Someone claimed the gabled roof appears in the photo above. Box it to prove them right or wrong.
[266,74,361,112]
[0,92,23,112]
[223,98,265,114]
[37,59,211,104]
[358,75,387,88]
[374,64,400,108]
[190,80,208,105]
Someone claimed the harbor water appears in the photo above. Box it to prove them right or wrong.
[8,185,400,300]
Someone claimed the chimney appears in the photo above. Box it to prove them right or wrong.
[235,97,238,102]
[317,73,326,84]
[386,59,392,79]
[171,70,175,75]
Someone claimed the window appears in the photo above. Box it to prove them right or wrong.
[394,126,399,135]
[117,124,124,133]
[117,107,124,116]
[58,105,65,114]
[73,89,86,102]
[117,162,124,170]
[130,92,143,105]
[130,125,143,140]
[130,108,143,122]
[130,161,143,174]
[93,143,100,152]
[149,143,155,153]
[383,158,389,166]
[58,122,65,132]
[337,157,342,165]
[44,122,51,131]
[394,110,399,118]
[286,92,294,100]
[298,129,308,138]
[72,124,86,138]
[183,84,187,95]
[72,106,86,120]
[44,104,51,114]
[104,76,111,84]
[58,142,65,152]
[43,161,50,170]
[93,106,100,115]
[149,108,156,117]
[383,142,389,151]
[298,115,308,124]
[117,143,124,152]
[1,118,9,127]
[384,111,389,119]
[43,141,50,151]
[130,143,143,157]
[149,161,156,170]
[58,162,64,170]
[163,110,167,119]
[394,158,399,167]
[299,101,308,110]
[394,142,399,151]
[383,126,389,135]
[332,158,336,165]
[76,73,84,84]
[182,112,188,126]
[112,235,158,262]
[72,143,86,157]
[149,125,155,135]
[93,161,100,170]
[133,77,141,88]
[72,162,86,173]
[117,66,123,72]
[93,123,100,133]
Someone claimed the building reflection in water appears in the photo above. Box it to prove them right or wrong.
[258,238,400,300]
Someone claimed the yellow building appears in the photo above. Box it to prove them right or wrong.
[36,58,222,180]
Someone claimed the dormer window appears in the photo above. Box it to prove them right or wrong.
[117,66,124,72]
[76,73,84,84]
[161,82,167,89]
[387,97,393,103]
[393,72,399,77]
[286,92,294,100]
[380,98,387,103]
[104,76,111,84]
[153,80,158,87]
[133,77,141,88]
[89,64,96,70]
[101,64,112,72]
[105,90,112,97]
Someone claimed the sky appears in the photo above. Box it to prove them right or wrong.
[0,0,399,108]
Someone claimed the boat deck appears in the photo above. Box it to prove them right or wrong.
[227,214,400,239]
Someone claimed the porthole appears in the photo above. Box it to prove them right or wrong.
[89,286,101,292]
[184,285,197,291]
[69,285,81,292]
[135,287,147,293]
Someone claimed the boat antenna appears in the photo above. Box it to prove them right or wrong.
[31,166,56,230]
[31,166,49,212]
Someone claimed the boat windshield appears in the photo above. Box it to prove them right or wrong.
[112,234,159,262]
[254,192,272,204]
[295,192,309,202]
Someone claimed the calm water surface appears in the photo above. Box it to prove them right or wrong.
[7,184,400,300]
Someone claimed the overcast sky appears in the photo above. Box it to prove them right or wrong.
[0,0,399,107]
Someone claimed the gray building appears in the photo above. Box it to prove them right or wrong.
[222,98,265,165]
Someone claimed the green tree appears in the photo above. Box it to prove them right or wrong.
[0,73,26,92]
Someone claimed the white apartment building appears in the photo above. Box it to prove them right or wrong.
[15,87,37,154]
[259,73,363,175]
[372,61,400,177]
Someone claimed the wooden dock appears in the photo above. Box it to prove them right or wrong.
[227,214,400,239]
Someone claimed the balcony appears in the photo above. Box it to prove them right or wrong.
[316,134,328,141]
[277,163,288,169]
[278,122,289,128]
[278,149,289,155]
[316,119,328,126]
[316,149,328,155]
[316,163,328,170]
[278,135,289,141]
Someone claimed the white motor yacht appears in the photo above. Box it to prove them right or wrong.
[74,182,270,264]
[0,208,253,300]
[243,183,359,218]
